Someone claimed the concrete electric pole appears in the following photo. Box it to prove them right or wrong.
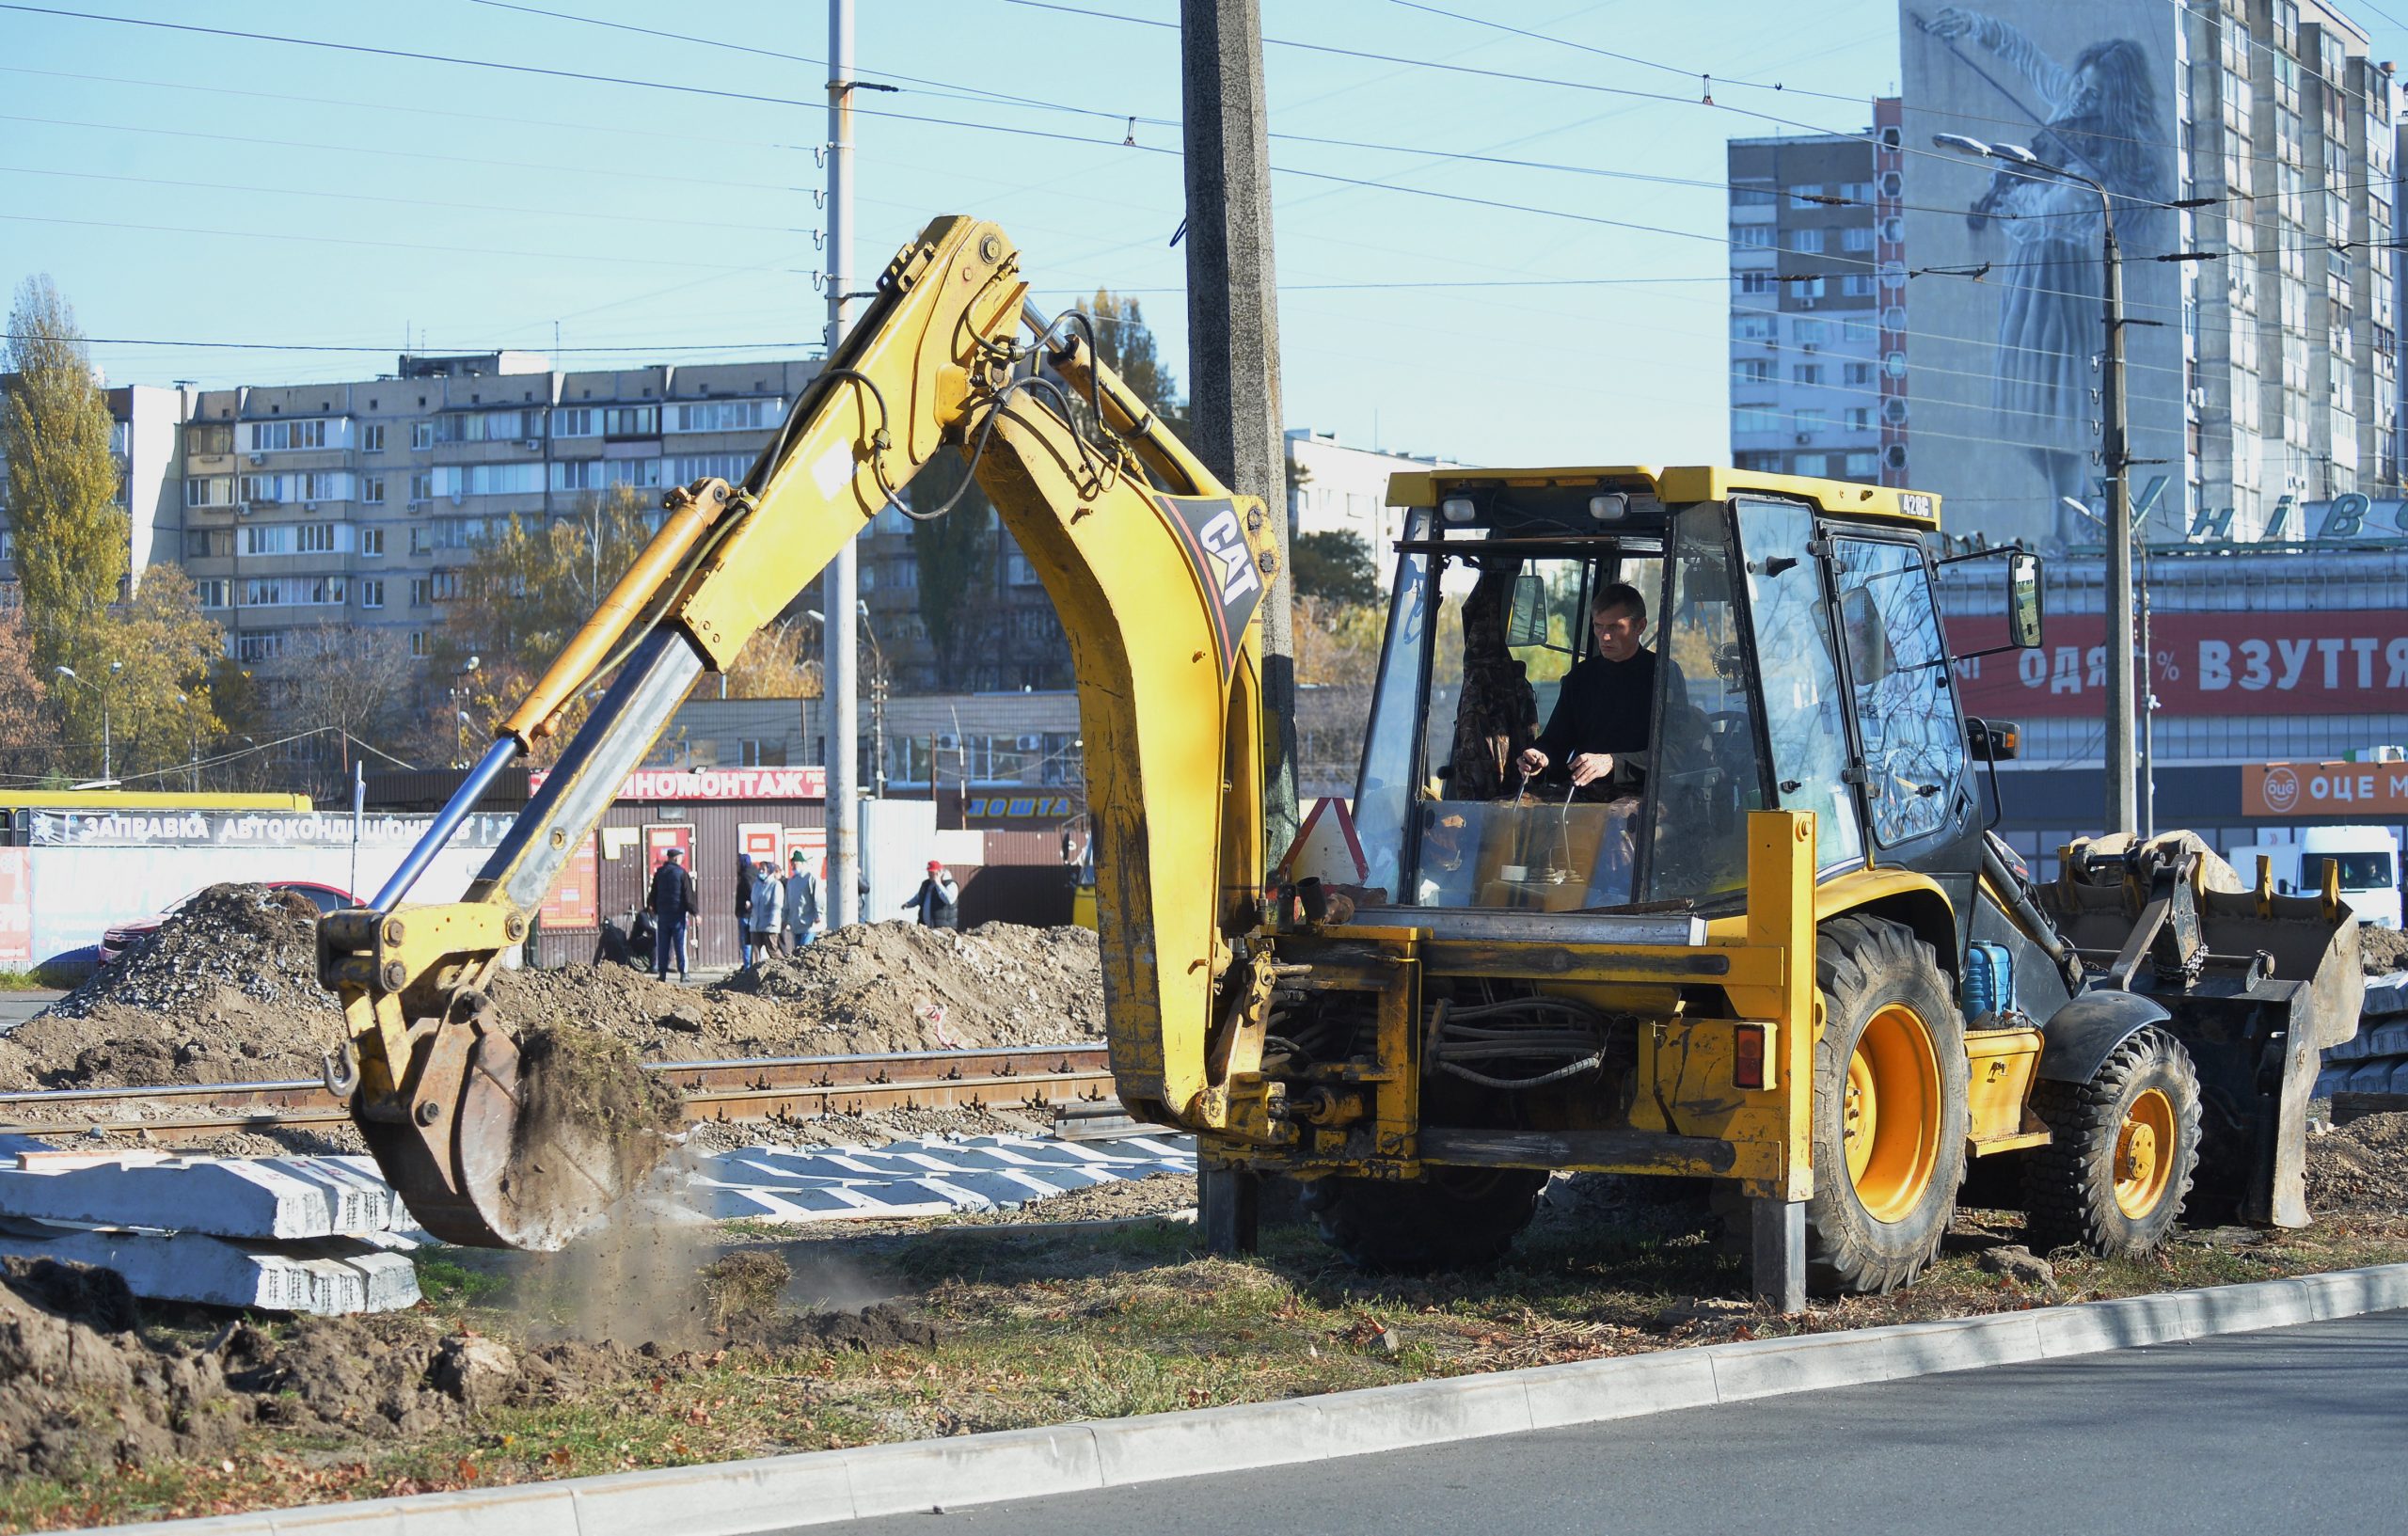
[1180,0,1297,863]
[1181,0,1291,1257]
[823,0,862,926]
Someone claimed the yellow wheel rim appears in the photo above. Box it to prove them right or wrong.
[2114,1087,2176,1219]
[1842,1003,1943,1224]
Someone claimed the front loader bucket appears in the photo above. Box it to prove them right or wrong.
[2042,834,2364,1227]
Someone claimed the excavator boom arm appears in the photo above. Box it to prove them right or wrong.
[320,216,1279,1247]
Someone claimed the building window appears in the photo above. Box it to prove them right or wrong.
[1732,224,1774,248]
[409,525,431,555]
[1788,185,1826,209]
[182,529,232,559]
[238,474,286,505]
[1737,272,1774,294]
[409,577,433,609]
[410,421,435,451]
[408,471,432,503]
[1735,358,1773,385]
[1845,451,1879,477]
[245,419,331,452]
[361,475,385,505]
[1733,311,1776,340]
[243,525,292,556]
[1837,182,1875,204]
[603,405,659,437]
[194,578,231,609]
[1792,409,1829,437]
[237,631,286,664]
[360,578,385,610]
[1842,226,1875,252]
[739,739,788,767]
[1793,319,1828,344]
[1785,228,1825,254]
[184,421,233,456]
[669,399,784,433]
[296,523,337,554]
[410,630,431,657]
[1735,407,1782,434]
[1793,453,1828,476]
[361,423,385,453]
[1844,361,1874,386]
[431,570,460,601]
[1841,275,1875,296]
[553,407,598,437]
[1731,182,1776,207]
[184,476,234,507]
[1846,406,1874,431]
[1792,364,1823,386]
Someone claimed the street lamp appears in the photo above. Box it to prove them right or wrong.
[53,661,121,782]
[1937,133,2137,835]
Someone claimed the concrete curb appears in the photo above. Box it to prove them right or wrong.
[98,1261,2408,1534]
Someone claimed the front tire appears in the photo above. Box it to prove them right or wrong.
[1806,917,1970,1296]
[1302,1166,1548,1273]
[2023,1026,2201,1258]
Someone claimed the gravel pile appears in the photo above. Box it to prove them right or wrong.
[2307,1111,2408,1213]
[721,922,1106,1047]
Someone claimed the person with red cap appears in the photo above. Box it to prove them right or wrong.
[902,859,959,929]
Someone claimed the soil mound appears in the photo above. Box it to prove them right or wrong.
[719,921,1105,1048]
[0,895,1103,1092]
[0,884,341,1090]
[2361,925,2408,977]
[2306,1111,2408,1213]
[0,1253,946,1477]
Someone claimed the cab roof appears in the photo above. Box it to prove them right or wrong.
[1386,466,1940,530]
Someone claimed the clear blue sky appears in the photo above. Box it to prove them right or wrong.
[8,1,1962,466]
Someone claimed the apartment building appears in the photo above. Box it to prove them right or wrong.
[1725,100,1907,487]
[172,352,822,667]
[1285,428,1461,590]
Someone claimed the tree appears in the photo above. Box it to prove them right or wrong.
[1082,289,1181,430]
[0,610,47,781]
[907,456,997,688]
[272,623,419,783]
[723,619,819,699]
[1291,594,1386,689]
[1291,530,1380,607]
[2,276,124,673]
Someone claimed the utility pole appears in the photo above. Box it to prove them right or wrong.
[823,0,862,927]
[2099,202,2138,838]
[1181,0,1289,1256]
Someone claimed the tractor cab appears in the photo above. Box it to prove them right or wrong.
[1350,467,2025,921]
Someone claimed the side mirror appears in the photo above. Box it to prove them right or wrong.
[1506,568,1552,648]
[1967,719,2020,761]
[2007,551,2043,648]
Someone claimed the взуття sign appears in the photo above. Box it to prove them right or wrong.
[1950,610,2408,719]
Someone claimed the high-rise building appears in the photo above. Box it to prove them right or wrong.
[1901,0,2400,551]
[1725,101,1907,486]
[0,382,191,612]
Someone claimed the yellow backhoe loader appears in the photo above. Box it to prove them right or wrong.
[320,215,2361,1302]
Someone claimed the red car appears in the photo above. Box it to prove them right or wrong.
[98,880,356,964]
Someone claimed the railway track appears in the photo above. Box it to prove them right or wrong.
[0,1043,1116,1148]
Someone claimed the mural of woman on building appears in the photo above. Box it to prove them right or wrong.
[1925,8,2168,547]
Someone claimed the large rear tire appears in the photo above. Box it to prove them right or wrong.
[1301,1166,1548,1273]
[2023,1026,2201,1258]
[1806,916,1970,1296]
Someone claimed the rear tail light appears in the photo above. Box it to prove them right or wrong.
[1734,1023,1766,1090]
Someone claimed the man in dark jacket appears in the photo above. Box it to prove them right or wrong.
[648,847,697,980]
[734,853,754,968]
[1516,582,1684,802]
[902,861,959,930]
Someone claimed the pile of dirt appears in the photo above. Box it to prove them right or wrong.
[2306,1111,2408,1213]
[0,884,343,1090]
[2361,925,2408,977]
[0,1253,944,1479]
[1,901,1104,1092]
[720,922,1106,1047]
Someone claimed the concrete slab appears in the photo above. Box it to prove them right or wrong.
[0,1222,420,1314]
[0,1152,399,1239]
[683,1132,1195,1225]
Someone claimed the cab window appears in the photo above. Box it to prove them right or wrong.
[1830,536,1963,847]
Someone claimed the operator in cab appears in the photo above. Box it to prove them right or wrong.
[1515,582,1682,802]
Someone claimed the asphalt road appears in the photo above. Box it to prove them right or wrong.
[0,990,61,1036]
[828,1309,2408,1536]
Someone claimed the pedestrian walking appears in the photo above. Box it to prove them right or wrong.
[648,847,697,981]
[902,860,959,930]
[784,849,821,948]
[734,852,754,968]
[746,857,786,959]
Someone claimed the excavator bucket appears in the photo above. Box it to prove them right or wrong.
[2041,833,2364,1227]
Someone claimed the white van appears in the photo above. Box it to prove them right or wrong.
[2300,826,2401,929]
[2226,826,2400,927]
